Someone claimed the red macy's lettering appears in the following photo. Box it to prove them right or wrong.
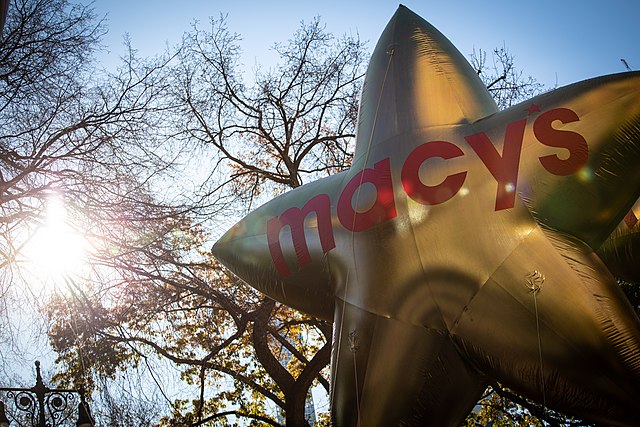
[268,107,588,277]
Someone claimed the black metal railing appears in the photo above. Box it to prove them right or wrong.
[0,361,92,427]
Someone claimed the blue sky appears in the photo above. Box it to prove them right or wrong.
[93,1,640,90]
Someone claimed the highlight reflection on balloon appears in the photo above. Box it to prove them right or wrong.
[213,6,640,426]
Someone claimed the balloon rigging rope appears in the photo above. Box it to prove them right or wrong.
[330,45,395,424]
[353,351,362,427]
[526,269,547,418]
[533,290,547,417]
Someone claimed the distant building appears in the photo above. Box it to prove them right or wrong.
[275,328,317,424]
[276,391,317,424]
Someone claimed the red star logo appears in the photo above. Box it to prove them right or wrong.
[526,103,542,115]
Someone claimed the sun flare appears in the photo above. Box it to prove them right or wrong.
[23,195,90,286]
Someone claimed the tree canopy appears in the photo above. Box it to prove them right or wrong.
[42,10,367,427]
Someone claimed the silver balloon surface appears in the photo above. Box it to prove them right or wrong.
[214,6,640,426]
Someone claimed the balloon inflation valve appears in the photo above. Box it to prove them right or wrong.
[348,329,360,353]
[526,270,545,295]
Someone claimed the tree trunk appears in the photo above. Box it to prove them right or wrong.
[284,397,311,427]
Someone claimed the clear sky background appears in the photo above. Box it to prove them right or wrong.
[92,0,640,89]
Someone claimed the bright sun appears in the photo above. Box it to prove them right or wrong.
[23,195,90,286]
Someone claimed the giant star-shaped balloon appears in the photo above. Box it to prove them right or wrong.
[213,6,640,426]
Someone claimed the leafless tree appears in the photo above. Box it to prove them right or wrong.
[0,0,186,374]
[471,45,546,109]
[170,15,366,206]
[46,14,367,425]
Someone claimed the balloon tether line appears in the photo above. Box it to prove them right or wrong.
[526,270,547,419]
[349,330,361,427]
[330,44,395,424]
